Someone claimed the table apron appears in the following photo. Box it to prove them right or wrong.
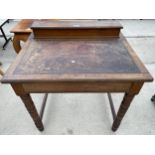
[20,82,132,93]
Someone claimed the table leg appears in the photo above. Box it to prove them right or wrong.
[112,93,135,131]
[12,34,30,53]
[112,82,143,131]
[20,94,44,131]
[12,35,21,53]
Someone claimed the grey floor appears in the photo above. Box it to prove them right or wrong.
[0,20,155,135]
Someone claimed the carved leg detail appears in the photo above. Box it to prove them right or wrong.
[12,36,21,53]
[20,94,44,131]
[112,93,135,131]
[12,34,29,54]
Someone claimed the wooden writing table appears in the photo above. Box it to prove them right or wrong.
[2,20,153,131]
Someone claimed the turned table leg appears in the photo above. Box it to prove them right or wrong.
[112,93,135,131]
[111,82,143,131]
[20,94,44,131]
[11,84,44,131]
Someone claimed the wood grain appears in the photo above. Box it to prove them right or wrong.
[13,38,140,75]
[2,35,153,83]
[3,20,153,131]
[31,20,122,38]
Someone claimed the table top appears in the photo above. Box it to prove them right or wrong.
[14,38,139,74]
[2,35,153,83]
[10,19,33,33]
[3,20,153,83]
